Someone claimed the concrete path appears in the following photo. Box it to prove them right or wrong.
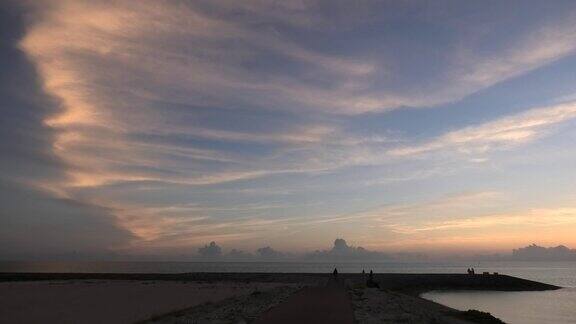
[253,277,354,324]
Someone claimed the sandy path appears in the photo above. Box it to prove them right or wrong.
[0,280,285,324]
[253,278,354,324]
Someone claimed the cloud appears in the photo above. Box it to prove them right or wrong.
[197,241,223,258]
[511,243,576,261]
[388,101,576,158]
[96,237,576,261]
[338,191,505,224]
[191,238,389,261]
[396,207,576,233]
[227,249,254,260]
[307,238,389,261]
[0,3,136,258]
[256,246,288,259]
[0,180,134,259]
[14,0,576,254]
[423,14,576,107]
[20,0,576,192]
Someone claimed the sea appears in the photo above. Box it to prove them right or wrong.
[1,260,575,323]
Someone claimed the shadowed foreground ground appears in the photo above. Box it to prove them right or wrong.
[0,280,293,324]
[0,272,560,323]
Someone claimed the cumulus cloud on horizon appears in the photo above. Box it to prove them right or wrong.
[192,238,390,261]
[511,244,576,261]
[190,239,576,262]
[306,238,391,261]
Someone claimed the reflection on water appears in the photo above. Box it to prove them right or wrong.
[422,288,576,324]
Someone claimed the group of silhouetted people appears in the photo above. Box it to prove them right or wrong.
[467,267,476,275]
[331,268,379,288]
[364,269,379,288]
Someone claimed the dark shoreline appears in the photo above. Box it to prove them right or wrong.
[0,272,560,292]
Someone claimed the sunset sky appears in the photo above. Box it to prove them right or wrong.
[1,0,576,259]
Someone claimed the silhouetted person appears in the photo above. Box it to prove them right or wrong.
[333,268,338,277]
[367,269,379,288]
[467,268,471,275]
[362,269,365,275]
[471,268,475,275]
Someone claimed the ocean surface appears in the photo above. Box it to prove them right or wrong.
[411,261,576,324]
[1,260,575,323]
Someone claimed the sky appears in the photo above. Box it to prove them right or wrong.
[1,0,576,260]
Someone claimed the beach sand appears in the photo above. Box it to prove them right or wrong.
[0,280,295,324]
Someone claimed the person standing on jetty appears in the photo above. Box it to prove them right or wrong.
[333,268,338,278]
[367,270,379,288]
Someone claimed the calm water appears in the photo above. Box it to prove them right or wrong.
[419,261,576,324]
[2,260,575,323]
[423,288,576,324]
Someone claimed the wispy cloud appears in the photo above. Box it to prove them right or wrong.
[385,207,576,234]
[389,101,576,157]
[14,0,576,253]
